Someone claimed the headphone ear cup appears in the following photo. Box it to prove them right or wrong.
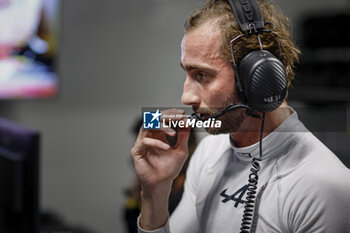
[238,50,287,112]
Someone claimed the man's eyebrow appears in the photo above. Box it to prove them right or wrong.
[180,62,215,72]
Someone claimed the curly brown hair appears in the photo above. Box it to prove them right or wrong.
[184,0,300,88]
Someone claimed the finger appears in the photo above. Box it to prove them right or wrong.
[131,137,170,158]
[139,123,177,138]
[161,108,185,122]
[174,126,191,151]
[142,137,171,150]
[142,138,170,150]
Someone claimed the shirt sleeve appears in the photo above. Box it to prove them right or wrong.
[167,137,208,233]
[137,216,170,233]
[168,169,200,233]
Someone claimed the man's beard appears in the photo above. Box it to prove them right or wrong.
[194,106,247,135]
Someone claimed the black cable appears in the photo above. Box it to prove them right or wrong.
[259,112,265,159]
[239,112,265,233]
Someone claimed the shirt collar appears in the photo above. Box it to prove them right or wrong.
[229,108,306,161]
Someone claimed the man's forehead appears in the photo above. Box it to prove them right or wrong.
[182,21,222,47]
[181,22,223,67]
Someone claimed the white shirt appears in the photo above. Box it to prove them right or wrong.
[138,111,350,233]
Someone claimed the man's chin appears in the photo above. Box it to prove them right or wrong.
[205,127,233,135]
[204,109,246,135]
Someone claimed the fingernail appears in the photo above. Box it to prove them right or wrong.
[162,143,170,150]
[176,109,185,114]
[168,128,176,134]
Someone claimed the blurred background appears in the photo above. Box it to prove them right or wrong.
[0,0,349,232]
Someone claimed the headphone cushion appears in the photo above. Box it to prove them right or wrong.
[238,50,287,112]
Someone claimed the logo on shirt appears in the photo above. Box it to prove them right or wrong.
[220,185,248,208]
[143,109,161,129]
[236,152,252,158]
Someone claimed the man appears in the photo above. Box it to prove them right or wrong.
[131,0,350,232]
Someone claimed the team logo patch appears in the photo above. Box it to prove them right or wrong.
[220,185,248,208]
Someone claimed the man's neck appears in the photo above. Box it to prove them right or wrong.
[230,103,292,148]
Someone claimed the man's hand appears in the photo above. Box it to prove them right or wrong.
[130,108,191,230]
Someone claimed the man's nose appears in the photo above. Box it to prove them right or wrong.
[181,76,200,106]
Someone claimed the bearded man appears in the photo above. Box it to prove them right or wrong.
[130,0,350,232]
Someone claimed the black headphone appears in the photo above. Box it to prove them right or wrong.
[227,0,287,113]
[212,2,288,233]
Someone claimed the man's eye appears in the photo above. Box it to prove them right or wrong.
[194,72,208,82]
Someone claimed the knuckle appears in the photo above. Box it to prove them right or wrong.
[176,149,188,157]
[142,137,151,146]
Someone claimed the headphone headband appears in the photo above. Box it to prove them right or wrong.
[225,0,287,113]
[227,0,264,34]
